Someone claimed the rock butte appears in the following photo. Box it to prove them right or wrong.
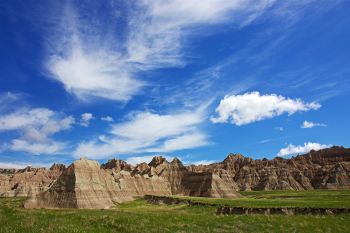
[0,146,349,209]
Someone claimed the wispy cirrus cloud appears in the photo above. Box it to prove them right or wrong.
[44,3,143,103]
[127,0,276,67]
[0,92,22,112]
[45,1,277,103]
[211,92,320,125]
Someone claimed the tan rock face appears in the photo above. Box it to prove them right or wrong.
[25,158,134,209]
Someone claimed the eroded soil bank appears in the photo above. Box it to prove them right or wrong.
[144,195,350,215]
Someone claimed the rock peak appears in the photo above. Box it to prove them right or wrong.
[49,163,66,171]
[101,158,131,171]
[149,156,167,167]
[171,157,181,163]
[224,153,245,161]
[170,157,184,167]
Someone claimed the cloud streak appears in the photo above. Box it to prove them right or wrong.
[10,139,66,155]
[0,161,53,169]
[73,106,209,159]
[101,116,114,122]
[301,120,326,129]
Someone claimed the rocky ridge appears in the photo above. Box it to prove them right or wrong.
[192,146,350,191]
[1,146,349,209]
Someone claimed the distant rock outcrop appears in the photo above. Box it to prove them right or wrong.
[190,146,350,191]
[0,165,65,197]
[2,146,350,209]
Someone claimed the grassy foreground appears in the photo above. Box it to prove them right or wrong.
[0,190,349,233]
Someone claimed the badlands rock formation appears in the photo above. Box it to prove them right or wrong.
[25,156,241,209]
[0,164,64,197]
[1,146,349,209]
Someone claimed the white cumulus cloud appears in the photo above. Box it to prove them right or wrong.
[80,113,94,127]
[277,142,332,157]
[301,120,326,129]
[211,92,321,125]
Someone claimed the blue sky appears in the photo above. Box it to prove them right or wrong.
[0,0,350,168]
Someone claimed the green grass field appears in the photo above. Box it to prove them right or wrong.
[1,190,350,233]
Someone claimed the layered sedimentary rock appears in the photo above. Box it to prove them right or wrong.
[24,158,134,209]
[0,164,65,197]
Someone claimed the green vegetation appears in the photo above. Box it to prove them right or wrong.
[1,190,350,233]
